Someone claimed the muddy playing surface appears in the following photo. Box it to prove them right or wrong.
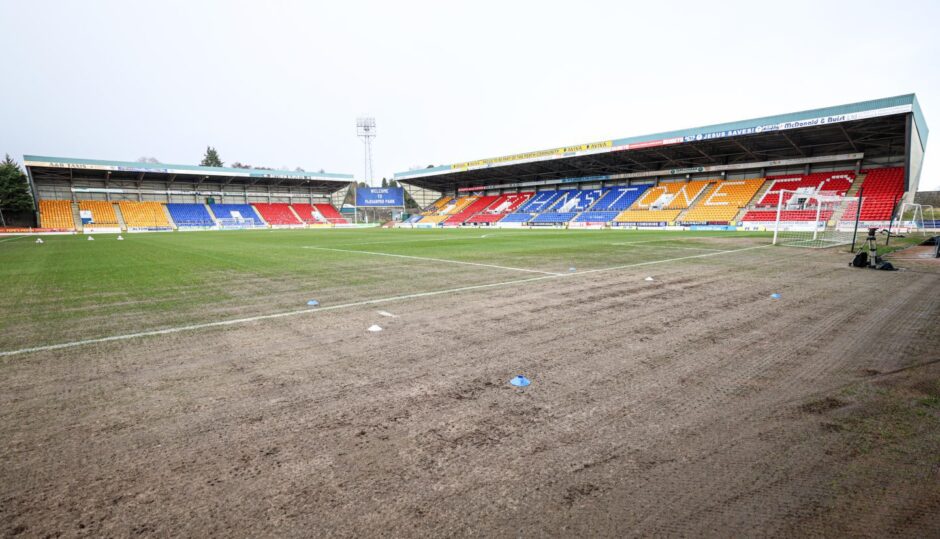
[1,243,938,537]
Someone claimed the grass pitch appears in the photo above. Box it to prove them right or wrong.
[1,227,938,536]
[0,228,770,352]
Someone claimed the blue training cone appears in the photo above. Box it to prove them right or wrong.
[307,300,320,307]
[770,293,781,299]
[509,375,531,387]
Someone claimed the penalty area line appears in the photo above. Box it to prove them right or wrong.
[302,246,563,276]
[609,242,728,252]
[0,243,772,358]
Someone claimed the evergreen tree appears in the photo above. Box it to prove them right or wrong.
[0,154,33,212]
[381,177,388,188]
[199,146,223,167]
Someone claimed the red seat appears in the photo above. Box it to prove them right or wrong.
[253,203,302,225]
[443,195,499,225]
[758,171,855,207]
[314,204,348,224]
[464,192,534,224]
[853,168,904,221]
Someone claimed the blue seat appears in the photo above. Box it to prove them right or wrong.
[517,191,567,213]
[591,186,650,211]
[547,189,609,212]
[166,203,215,227]
[530,212,578,223]
[574,211,618,223]
[499,213,535,223]
[209,204,261,221]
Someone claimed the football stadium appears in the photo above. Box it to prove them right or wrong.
[1,90,939,536]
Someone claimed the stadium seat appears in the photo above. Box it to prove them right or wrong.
[516,191,567,214]
[117,201,171,228]
[415,196,476,223]
[852,167,905,221]
[418,214,450,224]
[290,203,324,224]
[38,200,75,230]
[78,200,119,226]
[741,170,857,223]
[209,203,263,224]
[443,196,478,215]
[498,213,535,224]
[313,203,348,224]
[464,192,534,224]
[628,183,687,210]
[679,179,765,224]
[165,203,215,227]
[529,212,578,224]
[613,209,683,223]
[589,186,649,211]
[546,189,608,212]
[253,203,302,225]
[573,211,619,223]
[421,196,453,215]
[663,180,712,209]
[443,195,499,225]
[756,171,855,208]
[741,210,834,222]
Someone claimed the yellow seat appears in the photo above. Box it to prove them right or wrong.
[664,180,712,209]
[118,201,170,227]
[680,179,765,223]
[614,209,682,223]
[39,200,75,229]
[418,214,449,224]
[78,200,119,225]
[422,197,453,215]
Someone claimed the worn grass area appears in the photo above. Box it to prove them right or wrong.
[785,364,940,536]
[0,228,769,351]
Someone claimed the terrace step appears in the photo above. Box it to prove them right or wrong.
[70,201,83,231]
[113,202,127,231]
[846,173,867,198]
[287,204,305,224]
[162,203,178,230]
[673,180,717,223]
[734,178,774,223]
[205,203,219,225]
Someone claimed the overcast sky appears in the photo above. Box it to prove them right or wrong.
[1,0,937,190]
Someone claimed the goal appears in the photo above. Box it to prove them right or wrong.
[771,190,862,248]
[890,203,933,236]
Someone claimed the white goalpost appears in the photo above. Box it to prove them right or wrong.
[891,203,933,236]
[772,189,862,248]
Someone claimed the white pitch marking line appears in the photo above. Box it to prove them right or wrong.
[576,244,771,275]
[609,242,728,252]
[303,246,563,276]
[322,231,561,247]
[0,244,772,358]
[0,235,29,244]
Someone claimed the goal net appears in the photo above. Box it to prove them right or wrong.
[772,189,862,248]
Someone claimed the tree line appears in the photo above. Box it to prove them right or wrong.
[0,155,32,215]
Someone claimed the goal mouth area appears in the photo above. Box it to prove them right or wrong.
[775,238,851,248]
[771,189,862,249]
